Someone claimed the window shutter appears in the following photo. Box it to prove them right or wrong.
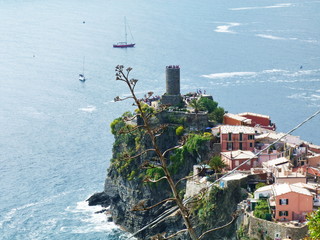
[286,199,289,205]
[279,199,281,205]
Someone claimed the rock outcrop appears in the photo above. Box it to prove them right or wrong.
[88,115,246,239]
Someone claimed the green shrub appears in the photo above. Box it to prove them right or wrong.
[110,117,124,135]
[192,186,221,224]
[176,126,184,136]
[254,199,271,220]
[185,134,211,154]
[198,97,218,113]
[146,167,164,180]
[256,182,266,190]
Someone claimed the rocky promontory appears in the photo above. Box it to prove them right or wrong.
[88,105,248,239]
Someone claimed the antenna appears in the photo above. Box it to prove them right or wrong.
[83,56,85,75]
[124,16,127,43]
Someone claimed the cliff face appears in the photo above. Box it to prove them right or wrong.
[88,117,246,239]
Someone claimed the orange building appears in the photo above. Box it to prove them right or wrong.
[223,112,276,130]
[223,113,251,126]
[271,184,313,221]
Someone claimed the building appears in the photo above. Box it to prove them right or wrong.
[220,125,256,152]
[223,112,276,130]
[238,112,275,130]
[221,150,258,170]
[262,157,306,184]
[308,143,320,154]
[253,183,314,222]
[223,113,252,126]
[270,183,313,221]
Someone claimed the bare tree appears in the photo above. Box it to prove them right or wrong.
[114,65,198,240]
[113,65,243,240]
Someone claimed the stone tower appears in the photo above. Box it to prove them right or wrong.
[161,65,182,106]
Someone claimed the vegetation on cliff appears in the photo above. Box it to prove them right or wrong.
[100,65,243,240]
[306,209,320,239]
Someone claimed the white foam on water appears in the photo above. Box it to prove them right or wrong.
[202,71,256,79]
[64,201,119,234]
[284,69,320,77]
[262,69,289,74]
[287,93,310,100]
[202,68,320,82]
[311,94,320,99]
[0,190,82,228]
[256,34,287,40]
[302,39,318,43]
[229,3,292,11]
[78,105,97,112]
[214,22,241,34]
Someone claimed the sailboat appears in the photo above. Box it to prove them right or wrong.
[79,57,86,82]
[113,17,135,48]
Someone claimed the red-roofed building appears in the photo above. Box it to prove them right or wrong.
[223,112,276,130]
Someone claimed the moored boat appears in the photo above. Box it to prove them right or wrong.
[113,17,135,48]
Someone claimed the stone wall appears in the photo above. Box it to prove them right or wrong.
[159,111,209,130]
[242,212,308,240]
[185,179,209,199]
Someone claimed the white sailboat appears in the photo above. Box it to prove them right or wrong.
[79,57,86,82]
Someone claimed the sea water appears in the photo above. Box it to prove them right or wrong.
[0,0,319,239]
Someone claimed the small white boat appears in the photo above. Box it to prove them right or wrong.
[79,57,86,82]
[79,73,85,82]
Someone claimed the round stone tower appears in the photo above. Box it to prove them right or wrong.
[161,65,182,106]
[166,65,180,95]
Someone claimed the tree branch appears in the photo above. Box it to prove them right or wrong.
[131,198,176,212]
[162,145,181,158]
[164,229,188,239]
[198,214,237,239]
[143,176,167,183]
[118,124,145,134]
[175,165,206,187]
[128,148,157,159]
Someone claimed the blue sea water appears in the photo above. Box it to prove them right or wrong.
[0,0,319,239]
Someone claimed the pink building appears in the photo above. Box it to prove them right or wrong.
[221,150,258,170]
[271,184,313,221]
[220,125,255,152]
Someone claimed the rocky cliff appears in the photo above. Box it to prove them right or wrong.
[88,114,247,239]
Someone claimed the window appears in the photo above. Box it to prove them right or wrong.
[279,199,289,205]
[279,211,288,216]
[227,142,233,151]
[235,160,239,166]
[239,133,243,141]
[248,135,254,140]
[239,142,243,150]
[228,133,232,141]
[250,143,253,148]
